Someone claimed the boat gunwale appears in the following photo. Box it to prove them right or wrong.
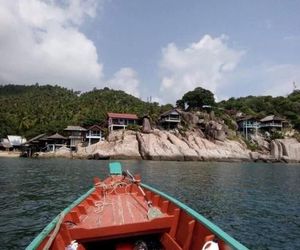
[141,183,249,250]
[26,183,249,250]
[25,187,95,250]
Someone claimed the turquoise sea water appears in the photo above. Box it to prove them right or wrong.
[0,158,299,250]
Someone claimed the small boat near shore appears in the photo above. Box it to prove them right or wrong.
[26,162,248,250]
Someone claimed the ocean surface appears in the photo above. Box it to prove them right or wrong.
[0,158,299,250]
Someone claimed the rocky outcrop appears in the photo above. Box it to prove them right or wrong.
[250,134,270,152]
[136,130,185,160]
[73,129,251,161]
[36,130,300,163]
[249,151,277,163]
[180,111,200,126]
[142,117,152,133]
[205,121,227,141]
[76,130,141,160]
[38,146,72,159]
[270,138,300,162]
[180,111,229,142]
[249,138,300,163]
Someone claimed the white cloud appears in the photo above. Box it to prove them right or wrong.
[0,0,142,96]
[18,0,98,27]
[283,35,300,41]
[216,63,300,100]
[0,0,103,91]
[159,34,245,103]
[250,64,300,97]
[107,68,140,97]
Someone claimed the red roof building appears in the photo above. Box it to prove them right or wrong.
[107,113,138,131]
[107,113,138,120]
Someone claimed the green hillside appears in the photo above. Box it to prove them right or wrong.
[218,91,300,130]
[0,84,164,138]
[1,84,300,139]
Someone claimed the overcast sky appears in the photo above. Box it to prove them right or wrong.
[1,0,300,104]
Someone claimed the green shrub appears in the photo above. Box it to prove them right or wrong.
[243,139,259,151]
[223,117,236,131]
[293,132,300,142]
[126,124,140,131]
[227,134,240,141]
[270,131,284,140]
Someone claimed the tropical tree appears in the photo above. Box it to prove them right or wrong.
[176,87,215,110]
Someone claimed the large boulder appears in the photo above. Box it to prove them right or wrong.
[250,134,270,152]
[136,130,185,161]
[38,146,72,159]
[142,117,152,133]
[69,128,252,162]
[271,138,300,162]
[180,111,199,126]
[107,129,124,142]
[205,121,226,141]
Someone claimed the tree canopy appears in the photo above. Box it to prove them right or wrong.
[0,85,164,138]
[218,91,300,130]
[176,87,215,110]
[1,84,300,139]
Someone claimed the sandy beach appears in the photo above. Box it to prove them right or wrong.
[0,151,21,158]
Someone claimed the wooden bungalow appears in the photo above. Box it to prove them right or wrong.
[260,115,285,132]
[44,133,67,152]
[64,126,87,149]
[86,125,105,146]
[107,113,138,131]
[159,109,181,130]
[21,133,47,157]
[237,116,260,139]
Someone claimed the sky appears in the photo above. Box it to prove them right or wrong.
[0,0,300,104]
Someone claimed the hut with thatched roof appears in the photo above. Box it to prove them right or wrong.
[21,133,47,157]
[44,133,67,152]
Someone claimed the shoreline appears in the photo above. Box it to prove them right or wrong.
[0,151,21,158]
[12,129,300,163]
[0,150,296,163]
[37,151,294,163]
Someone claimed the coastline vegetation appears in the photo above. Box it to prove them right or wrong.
[1,84,300,139]
[218,90,300,130]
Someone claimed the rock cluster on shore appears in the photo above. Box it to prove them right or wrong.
[35,108,300,163]
[73,129,250,161]
[38,129,300,163]
[271,138,300,163]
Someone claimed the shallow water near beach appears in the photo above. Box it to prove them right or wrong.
[0,158,299,250]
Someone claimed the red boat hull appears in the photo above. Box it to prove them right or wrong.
[30,172,247,250]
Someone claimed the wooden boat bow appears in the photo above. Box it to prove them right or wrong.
[26,162,249,250]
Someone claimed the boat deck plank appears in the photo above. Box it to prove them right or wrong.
[79,192,150,229]
[68,191,173,241]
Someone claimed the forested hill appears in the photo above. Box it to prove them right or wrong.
[218,91,300,130]
[0,84,166,138]
[1,84,300,138]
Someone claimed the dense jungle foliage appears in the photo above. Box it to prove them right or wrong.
[1,84,300,139]
[218,90,300,130]
[0,84,170,138]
